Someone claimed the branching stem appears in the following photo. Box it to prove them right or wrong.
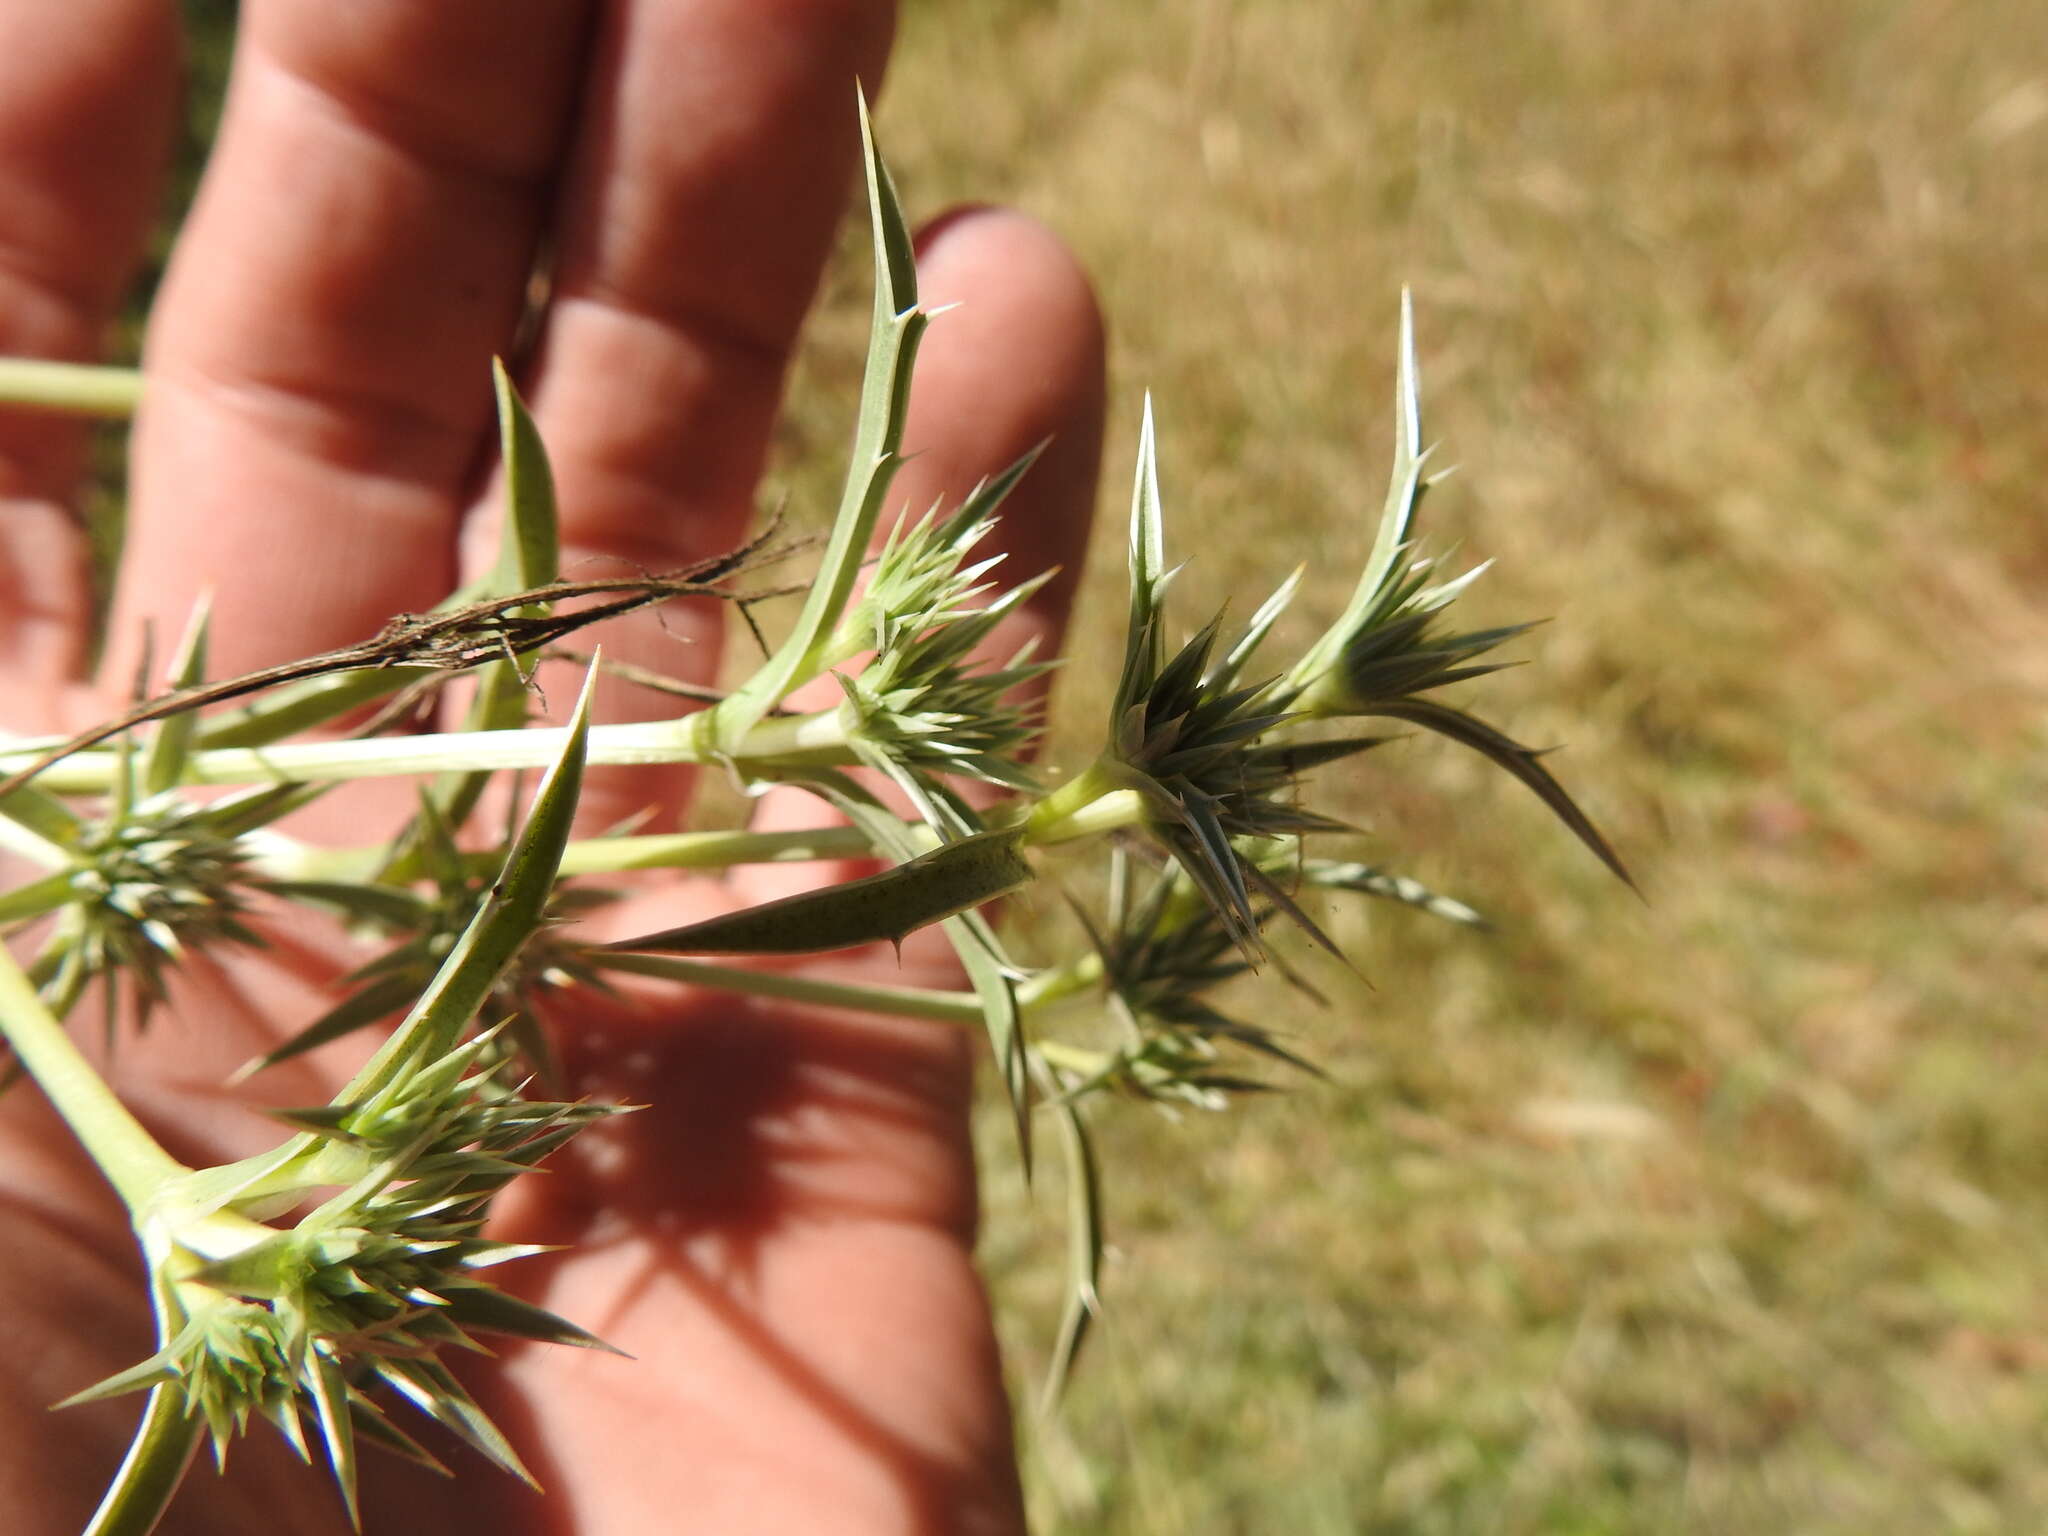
[83,1387,203,1536]
[0,358,143,418]
[2,708,860,794]
[0,942,185,1212]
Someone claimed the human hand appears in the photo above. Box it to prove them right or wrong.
[0,3,1104,1531]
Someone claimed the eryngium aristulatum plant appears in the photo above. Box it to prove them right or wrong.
[0,98,1630,1522]
[1026,293,1626,973]
[0,673,611,1534]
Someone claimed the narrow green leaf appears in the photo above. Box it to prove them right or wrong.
[232,970,424,1081]
[261,1102,362,1139]
[1218,565,1304,688]
[607,824,1031,957]
[414,363,565,838]
[490,359,560,596]
[503,1006,562,1091]
[370,1356,536,1488]
[440,1283,624,1354]
[692,89,926,758]
[0,778,82,846]
[78,1385,205,1536]
[1249,733,1397,776]
[343,1397,450,1478]
[955,441,1045,526]
[196,665,442,750]
[1303,860,1489,927]
[1366,698,1634,887]
[55,1349,177,1409]
[1288,289,1436,696]
[0,868,75,926]
[1110,397,1169,725]
[142,597,212,797]
[205,781,327,838]
[341,661,596,1106]
[260,1393,313,1467]
[195,571,496,751]
[1039,1095,1104,1413]
[257,879,431,931]
[306,1349,361,1529]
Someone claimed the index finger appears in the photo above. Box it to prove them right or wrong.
[0,0,179,696]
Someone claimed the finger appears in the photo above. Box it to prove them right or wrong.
[108,0,596,693]
[894,205,1106,669]
[0,0,179,695]
[735,205,1106,907]
[478,0,897,836]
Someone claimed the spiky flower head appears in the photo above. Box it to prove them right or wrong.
[63,671,611,1525]
[827,456,1056,804]
[1,780,315,1035]
[77,1027,619,1522]
[1060,857,1325,1112]
[1283,291,1632,886]
[1046,400,1389,961]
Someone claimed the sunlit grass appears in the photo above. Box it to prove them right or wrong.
[846,4,2048,1530]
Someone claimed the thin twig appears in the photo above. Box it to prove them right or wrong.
[0,529,795,801]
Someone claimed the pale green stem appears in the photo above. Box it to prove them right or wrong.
[250,824,879,885]
[1023,950,1104,1007]
[0,810,70,870]
[599,952,987,1026]
[730,707,857,763]
[0,943,186,1211]
[600,951,1101,1027]
[7,708,860,794]
[1023,787,1147,847]
[1034,1039,1112,1078]
[84,1386,203,1536]
[1020,758,1153,847]
[0,358,143,417]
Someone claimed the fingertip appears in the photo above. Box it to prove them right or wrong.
[899,205,1106,638]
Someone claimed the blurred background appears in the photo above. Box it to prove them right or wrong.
[171,3,2048,1530]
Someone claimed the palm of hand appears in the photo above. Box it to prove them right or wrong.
[0,4,1102,1531]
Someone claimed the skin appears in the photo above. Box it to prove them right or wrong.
[0,3,1106,1532]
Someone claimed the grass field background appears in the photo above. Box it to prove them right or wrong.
[167,4,2048,1531]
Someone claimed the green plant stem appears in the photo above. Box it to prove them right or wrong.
[729,706,863,764]
[1023,778,1148,847]
[0,867,75,924]
[0,943,185,1211]
[600,950,1103,1026]
[687,97,925,756]
[84,1385,203,1536]
[5,708,863,794]
[600,952,988,1025]
[0,807,71,870]
[251,824,879,885]
[1034,1039,1113,1079]
[0,358,143,418]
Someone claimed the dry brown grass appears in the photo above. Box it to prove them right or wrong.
[781,3,2048,1530]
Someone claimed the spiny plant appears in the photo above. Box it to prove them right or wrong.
[0,102,1627,1533]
